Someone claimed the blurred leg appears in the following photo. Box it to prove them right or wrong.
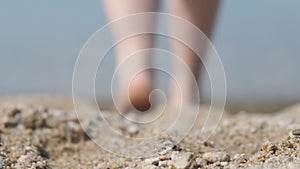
[103,0,159,112]
[169,0,219,106]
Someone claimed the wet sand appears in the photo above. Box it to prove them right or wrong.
[0,96,300,168]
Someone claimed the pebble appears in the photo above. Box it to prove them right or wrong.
[159,139,175,155]
[1,107,21,128]
[202,152,230,163]
[125,167,134,169]
[233,154,248,163]
[141,165,157,169]
[0,156,7,168]
[212,161,221,167]
[162,139,175,149]
[204,141,215,148]
[127,124,139,136]
[220,161,228,166]
[24,146,35,153]
[16,154,34,168]
[45,109,64,128]
[170,151,192,169]
[3,116,18,128]
[159,155,170,161]
[292,129,300,136]
[66,121,87,143]
[6,108,20,118]
[195,158,207,167]
[249,127,257,134]
[158,160,168,167]
[260,142,279,154]
[144,157,160,166]
[21,108,45,129]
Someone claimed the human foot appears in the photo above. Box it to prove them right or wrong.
[117,72,152,113]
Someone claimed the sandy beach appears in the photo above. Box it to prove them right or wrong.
[0,96,300,169]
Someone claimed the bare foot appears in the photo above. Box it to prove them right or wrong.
[117,72,152,113]
[129,73,152,111]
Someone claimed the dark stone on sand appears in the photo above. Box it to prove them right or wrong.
[292,129,300,136]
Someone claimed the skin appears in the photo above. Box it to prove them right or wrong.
[169,0,219,106]
[103,0,219,112]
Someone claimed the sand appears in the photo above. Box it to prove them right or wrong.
[0,96,300,169]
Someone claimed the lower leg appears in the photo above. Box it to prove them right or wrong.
[169,0,219,106]
[103,0,159,112]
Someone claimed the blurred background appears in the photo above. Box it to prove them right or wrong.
[1,0,299,112]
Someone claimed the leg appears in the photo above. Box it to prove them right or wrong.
[102,0,159,112]
[169,0,219,106]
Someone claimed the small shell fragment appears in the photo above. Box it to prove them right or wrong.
[290,128,300,138]
[292,129,300,136]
